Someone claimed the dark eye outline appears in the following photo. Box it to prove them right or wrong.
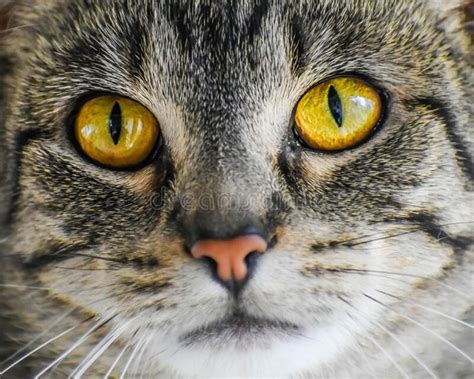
[66,92,163,172]
[291,74,390,153]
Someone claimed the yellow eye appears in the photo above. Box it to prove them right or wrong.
[74,96,160,168]
[294,77,383,151]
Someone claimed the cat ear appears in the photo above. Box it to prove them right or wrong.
[427,0,472,57]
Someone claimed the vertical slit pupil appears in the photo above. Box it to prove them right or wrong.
[109,102,122,145]
[328,85,343,127]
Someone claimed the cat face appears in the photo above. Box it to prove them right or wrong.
[1,0,472,377]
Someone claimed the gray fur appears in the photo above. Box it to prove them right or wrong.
[0,0,472,377]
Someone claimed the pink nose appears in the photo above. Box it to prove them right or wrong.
[191,235,268,282]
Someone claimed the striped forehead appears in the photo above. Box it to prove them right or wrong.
[23,0,438,163]
[35,0,433,119]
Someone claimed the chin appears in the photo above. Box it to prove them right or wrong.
[123,310,358,378]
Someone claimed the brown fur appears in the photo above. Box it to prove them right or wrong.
[0,1,472,377]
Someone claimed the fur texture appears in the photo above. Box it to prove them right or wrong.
[0,0,473,377]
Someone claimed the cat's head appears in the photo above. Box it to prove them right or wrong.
[1,0,472,376]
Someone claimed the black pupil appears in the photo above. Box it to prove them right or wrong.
[328,85,343,127]
[109,102,122,145]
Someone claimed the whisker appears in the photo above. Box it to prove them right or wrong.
[0,251,128,266]
[376,290,474,328]
[0,326,77,375]
[0,282,116,295]
[353,341,378,379]
[346,302,438,379]
[69,318,136,378]
[364,293,474,364]
[33,318,111,378]
[316,221,474,248]
[0,287,146,375]
[119,335,143,379]
[52,265,121,272]
[338,320,379,379]
[11,281,155,375]
[372,319,438,379]
[362,328,410,379]
[68,331,115,379]
[135,333,154,377]
[104,341,131,378]
[344,228,425,247]
[331,269,471,299]
[0,304,92,371]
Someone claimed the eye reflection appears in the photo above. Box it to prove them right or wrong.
[349,96,373,109]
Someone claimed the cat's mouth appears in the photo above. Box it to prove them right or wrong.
[179,311,300,346]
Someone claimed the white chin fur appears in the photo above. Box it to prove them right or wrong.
[131,315,361,378]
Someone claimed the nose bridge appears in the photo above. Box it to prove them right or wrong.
[169,93,279,243]
[197,164,259,214]
[185,181,267,243]
[176,144,271,242]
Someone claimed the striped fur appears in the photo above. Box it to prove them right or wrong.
[0,1,472,377]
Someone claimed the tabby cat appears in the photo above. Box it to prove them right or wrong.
[0,0,472,377]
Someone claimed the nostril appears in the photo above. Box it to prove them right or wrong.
[202,254,259,297]
[201,256,219,278]
[193,250,263,282]
[198,256,238,294]
[190,234,273,297]
[244,251,262,277]
[191,235,266,278]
